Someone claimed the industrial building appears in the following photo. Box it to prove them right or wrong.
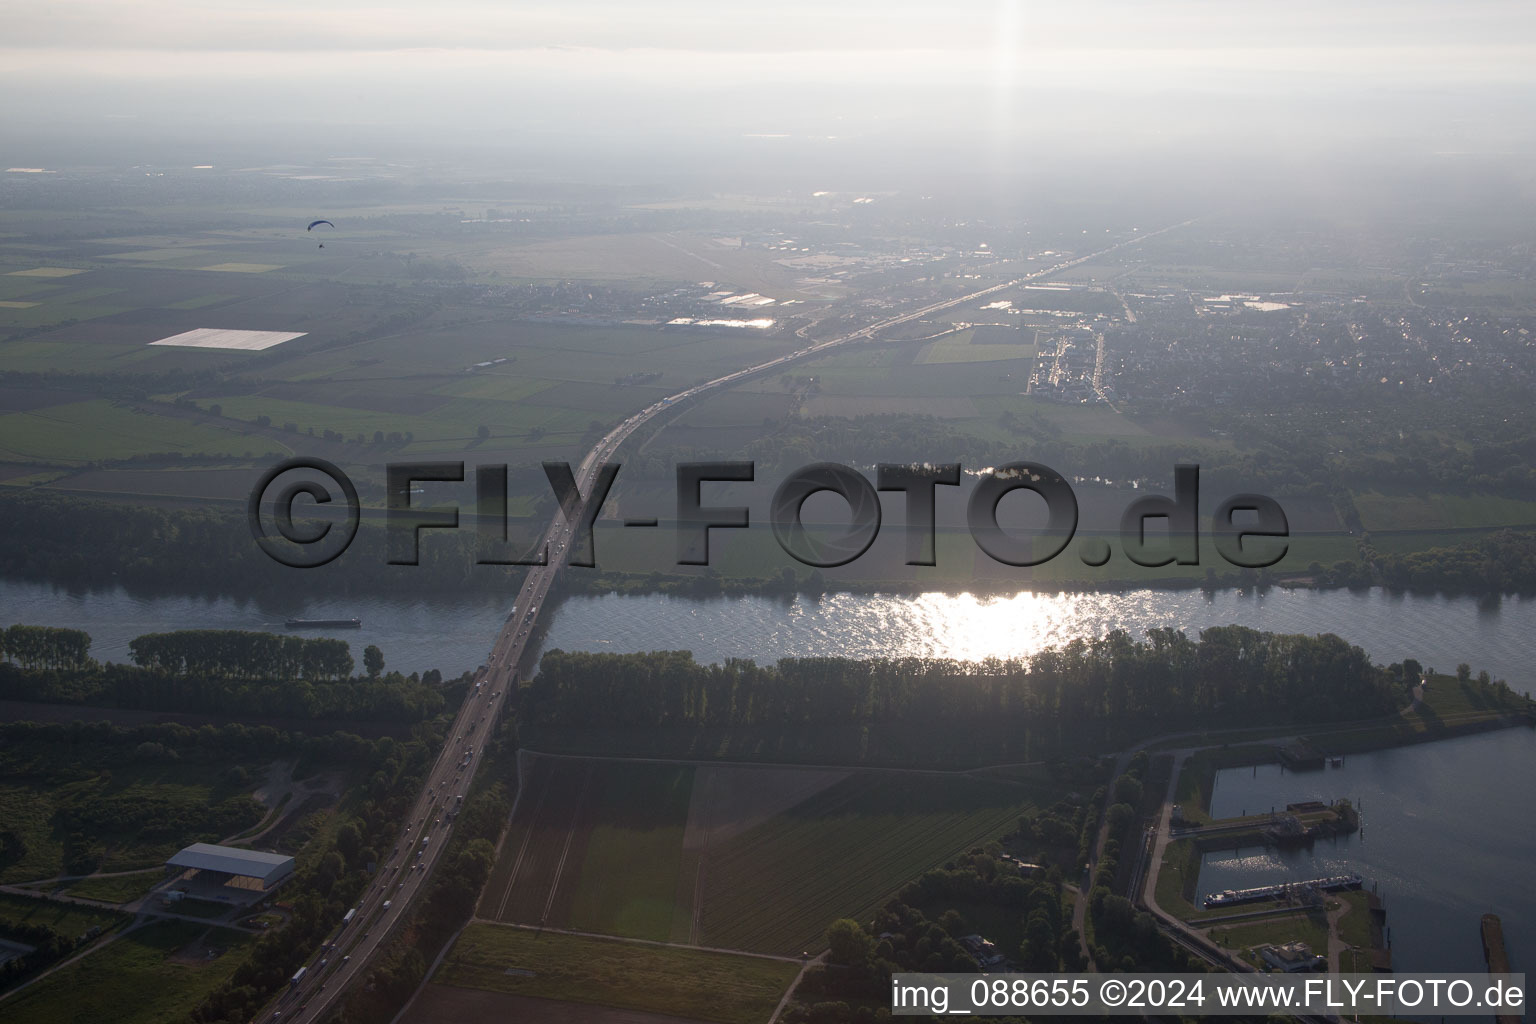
[165,842,295,899]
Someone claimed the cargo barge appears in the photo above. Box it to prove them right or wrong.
[1203,872,1362,909]
[284,617,362,629]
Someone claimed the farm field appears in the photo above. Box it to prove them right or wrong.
[0,920,253,1024]
[1351,489,1536,532]
[0,216,804,485]
[695,771,1051,955]
[0,399,275,465]
[480,755,1053,957]
[406,229,828,297]
[408,986,715,1024]
[479,758,693,940]
[429,923,799,1024]
[916,326,1037,365]
[0,236,806,502]
[564,763,694,941]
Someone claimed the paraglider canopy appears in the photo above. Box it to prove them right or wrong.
[307,220,334,231]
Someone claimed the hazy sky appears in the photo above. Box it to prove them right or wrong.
[6,1,1536,176]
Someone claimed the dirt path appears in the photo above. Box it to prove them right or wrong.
[1140,748,1193,927]
[465,919,805,964]
[769,951,827,1024]
[227,764,345,845]
[1327,898,1351,972]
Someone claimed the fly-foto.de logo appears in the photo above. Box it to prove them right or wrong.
[249,459,1288,571]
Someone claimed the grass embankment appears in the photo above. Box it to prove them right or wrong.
[434,924,799,1024]
[0,891,127,939]
[57,871,162,904]
[0,920,252,1024]
[1209,910,1330,967]
[1300,674,1533,755]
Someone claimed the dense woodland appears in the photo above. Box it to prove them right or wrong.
[0,628,448,723]
[789,845,1202,1024]
[0,490,520,597]
[0,718,423,995]
[526,627,1407,731]
[1377,529,1536,594]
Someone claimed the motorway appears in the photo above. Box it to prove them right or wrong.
[278,225,1184,1023]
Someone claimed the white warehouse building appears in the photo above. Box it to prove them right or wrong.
[165,842,295,893]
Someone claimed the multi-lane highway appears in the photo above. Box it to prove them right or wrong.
[278,225,1182,1022]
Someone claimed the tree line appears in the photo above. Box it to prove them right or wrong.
[0,490,522,600]
[128,630,354,681]
[0,662,446,724]
[525,626,1405,732]
[0,628,448,723]
[1377,528,1536,595]
[1,625,91,670]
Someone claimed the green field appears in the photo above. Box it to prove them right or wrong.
[0,921,252,1024]
[480,759,695,941]
[58,871,164,904]
[1154,838,1203,919]
[0,891,128,940]
[0,400,278,464]
[434,924,799,1024]
[697,772,1049,955]
[566,765,694,940]
[482,757,1060,957]
[1352,489,1536,532]
[916,327,1037,364]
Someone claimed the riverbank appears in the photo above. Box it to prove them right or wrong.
[1157,720,1536,978]
[1170,676,1534,829]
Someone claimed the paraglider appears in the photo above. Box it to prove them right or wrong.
[307,219,334,248]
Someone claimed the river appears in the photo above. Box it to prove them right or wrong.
[1199,728,1536,976]
[540,587,1536,689]
[2,581,1533,688]
[1,576,1532,974]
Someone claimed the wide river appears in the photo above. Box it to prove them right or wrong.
[1,577,1532,973]
[1200,729,1536,977]
[2,580,1534,686]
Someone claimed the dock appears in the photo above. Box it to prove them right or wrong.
[1482,914,1520,1024]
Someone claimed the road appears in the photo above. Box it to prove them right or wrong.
[279,224,1185,1023]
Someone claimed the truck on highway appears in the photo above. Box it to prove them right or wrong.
[290,966,306,987]
[341,907,356,926]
